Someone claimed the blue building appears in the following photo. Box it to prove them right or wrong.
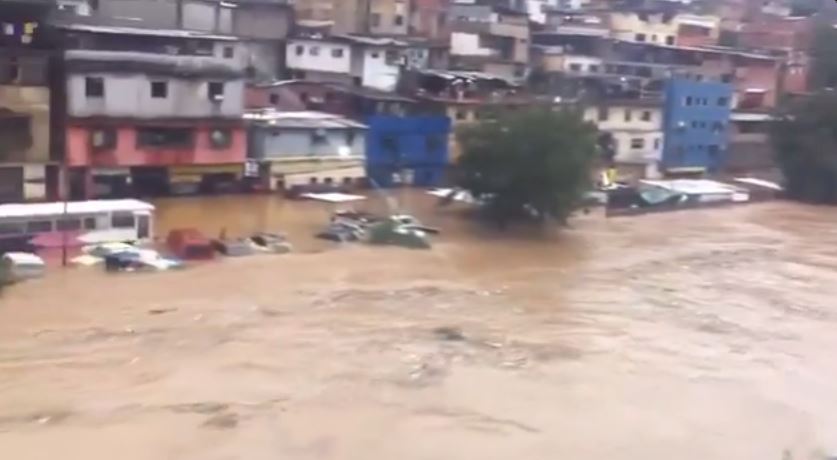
[662,78,733,174]
[365,115,451,188]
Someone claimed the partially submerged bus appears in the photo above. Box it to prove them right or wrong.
[0,199,155,251]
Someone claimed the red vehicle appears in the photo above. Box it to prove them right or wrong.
[166,228,215,260]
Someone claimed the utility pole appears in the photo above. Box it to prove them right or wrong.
[61,164,68,267]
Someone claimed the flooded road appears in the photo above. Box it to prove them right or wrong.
[1,193,837,459]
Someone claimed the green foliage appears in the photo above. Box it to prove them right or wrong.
[772,92,837,203]
[455,108,597,226]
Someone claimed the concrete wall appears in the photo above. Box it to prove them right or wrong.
[450,32,495,57]
[370,0,409,35]
[583,105,663,168]
[609,11,678,45]
[181,0,216,32]
[241,41,283,82]
[98,0,178,28]
[66,73,245,119]
[0,86,50,164]
[286,39,353,74]
[66,123,246,167]
[362,48,400,91]
[250,126,366,159]
[233,4,292,39]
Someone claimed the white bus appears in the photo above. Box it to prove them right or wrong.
[0,199,155,246]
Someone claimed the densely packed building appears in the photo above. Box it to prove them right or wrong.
[0,0,824,201]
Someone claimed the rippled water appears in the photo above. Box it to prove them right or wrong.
[1,193,837,459]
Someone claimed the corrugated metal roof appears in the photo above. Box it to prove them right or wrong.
[244,111,367,129]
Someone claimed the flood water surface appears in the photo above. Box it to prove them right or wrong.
[1,194,837,459]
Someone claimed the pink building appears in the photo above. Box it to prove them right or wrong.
[59,25,248,198]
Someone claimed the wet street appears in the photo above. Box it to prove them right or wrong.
[1,193,837,459]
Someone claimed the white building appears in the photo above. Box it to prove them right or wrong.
[286,35,417,92]
[584,100,664,179]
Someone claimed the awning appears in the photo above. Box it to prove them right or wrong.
[92,168,130,176]
[169,173,203,184]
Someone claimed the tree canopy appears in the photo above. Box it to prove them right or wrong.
[455,108,597,226]
[772,92,837,203]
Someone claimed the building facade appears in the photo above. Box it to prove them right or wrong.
[365,115,451,187]
[661,77,733,173]
[245,110,367,190]
[286,35,416,92]
[0,0,59,203]
[449,3,530,81]
[60,25,247,198]
[583,100,664,179]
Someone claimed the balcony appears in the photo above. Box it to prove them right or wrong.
[64,49,243,79]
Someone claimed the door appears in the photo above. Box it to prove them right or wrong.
[137,215,150,239]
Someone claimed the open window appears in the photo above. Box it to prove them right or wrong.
[90,127,117,151]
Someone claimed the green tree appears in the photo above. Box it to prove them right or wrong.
[455,108,597,226]
[772,91,837,203]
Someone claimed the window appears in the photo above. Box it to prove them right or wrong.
[666,36,675,45]
[717,96,729,107]
[26,220,52,233]
[150,81,167,99]
[630,138,645,149]
[635,33,646,42]
[385,50,400,64]
[691,121,699,128]
[331,47,344,58]
[653,138,661,150]
[641,110,652,122]
[346,130,356,145]
[395,14,404,26]
[136,127,194,149]
[56,218,81,231]
[83,217,96,230]
[311,130,327,145]
[624,109,632,122]
[569,63,582,72]
[455,109,467,120]
[685,96,693,106]
[712,121,725,133]
[0,222,24,235]
[269,93,279,105]
[208,82,224,101]
[370,51,380,59]
[295,45,304,56]
[208,128,232,149]
[85,76,104,98]
[89,127,117,151]
[651,34,658,42]
[588,64,600,73]
[309,46,320,56]
[597,106,609,121]
[111,213,135,229]
[708,145,720,158]
[223,45,234,58]
[371,13,381,27]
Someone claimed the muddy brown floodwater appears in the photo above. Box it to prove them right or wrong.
[1,192,837,460]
